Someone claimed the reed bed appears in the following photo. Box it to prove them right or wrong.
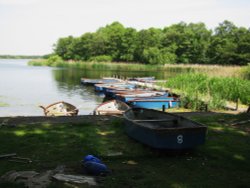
[241,64,250,80]
[162,73,250,110]
[28,59,245,78]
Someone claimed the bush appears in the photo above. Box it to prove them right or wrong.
[47,55,63,65]
[142,47,176,64]
[88,55,113,62]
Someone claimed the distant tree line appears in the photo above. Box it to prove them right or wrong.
[53,20,250,65]
[0,55,42,59]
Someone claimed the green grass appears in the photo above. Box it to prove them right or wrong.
[0,114,250,188]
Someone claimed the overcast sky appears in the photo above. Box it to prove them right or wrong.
[0,0,249,55]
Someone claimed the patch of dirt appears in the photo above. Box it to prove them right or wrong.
[0,115,119,126]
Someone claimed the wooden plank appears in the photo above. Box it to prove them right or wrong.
[0,153,17,159]
[133,119,177,123]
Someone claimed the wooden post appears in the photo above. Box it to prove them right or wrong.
[205,103,208,112]
[162,105,166,112]
[235,98,239,111]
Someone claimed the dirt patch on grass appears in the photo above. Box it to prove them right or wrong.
[0,115,119,126]
[0,111,248,126]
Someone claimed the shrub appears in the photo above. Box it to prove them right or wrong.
[88,55,113,62]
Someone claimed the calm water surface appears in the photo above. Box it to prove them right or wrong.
[0,59,176,116]
[0,59,183,116]
[0,59,105,116]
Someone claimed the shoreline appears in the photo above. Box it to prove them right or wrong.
[0,111,241,126]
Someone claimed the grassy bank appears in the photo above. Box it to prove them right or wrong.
[161,73,250,111]
[0,114,250,188]
[28,59,245,78]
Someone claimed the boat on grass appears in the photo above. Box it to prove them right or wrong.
[93,100,130,115]
[123,108,207,149]
[39,101,78,116]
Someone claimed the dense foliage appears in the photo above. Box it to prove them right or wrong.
[53,21,250,65]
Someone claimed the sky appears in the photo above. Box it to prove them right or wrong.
[0,0,249,55]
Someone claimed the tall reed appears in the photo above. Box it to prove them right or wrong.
[164,73,250,110]
[28,59,245,78]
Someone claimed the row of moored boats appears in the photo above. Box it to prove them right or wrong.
[39,77,207,150]
[81,77,180,115]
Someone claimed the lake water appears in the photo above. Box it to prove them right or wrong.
[0,59,173,116]
[0,59,106,116]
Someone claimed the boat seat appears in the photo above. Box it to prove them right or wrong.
[133,119,178,123]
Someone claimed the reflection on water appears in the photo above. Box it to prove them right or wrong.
[0,59,103,116]
[0,59,185,116]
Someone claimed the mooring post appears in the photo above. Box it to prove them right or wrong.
[162,105,166,112]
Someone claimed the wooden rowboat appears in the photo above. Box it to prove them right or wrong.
[123,108,207,149]
[39,101,78,116]
[128,98,180,109]
[93,100,130,115]
[116,91,169,102]
[81,78,120,85]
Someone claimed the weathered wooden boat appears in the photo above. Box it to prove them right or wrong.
[129,77,155,82]
[93,100,130,115]
[128,98,180,109]
[123,108,207,149]
[116,92,169,102]
[104,88,156,98]
[81,78,120,85]
[39,101,78,116]
[94,83,135,92]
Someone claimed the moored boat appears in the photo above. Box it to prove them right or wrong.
[128,77,155,82]
[93,100,130,115]
[39,101,78,116]
[116,91,169,102]
[123,108,207,149]
[104,88,156,98]
[81,78,120,85]
[94,83,135,92]
[128,98,180,109]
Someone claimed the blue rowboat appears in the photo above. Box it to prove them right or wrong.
[106,89,165,99]
[123,108,207,149]
[81,78,120,85]
[128,98,180,109]
[116,92,169,102]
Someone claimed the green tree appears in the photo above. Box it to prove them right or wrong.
[142,47,176,64]
[162,22,211,64]
[208,20,250,65]
[135,28,163,63]
[54,36,75,60]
